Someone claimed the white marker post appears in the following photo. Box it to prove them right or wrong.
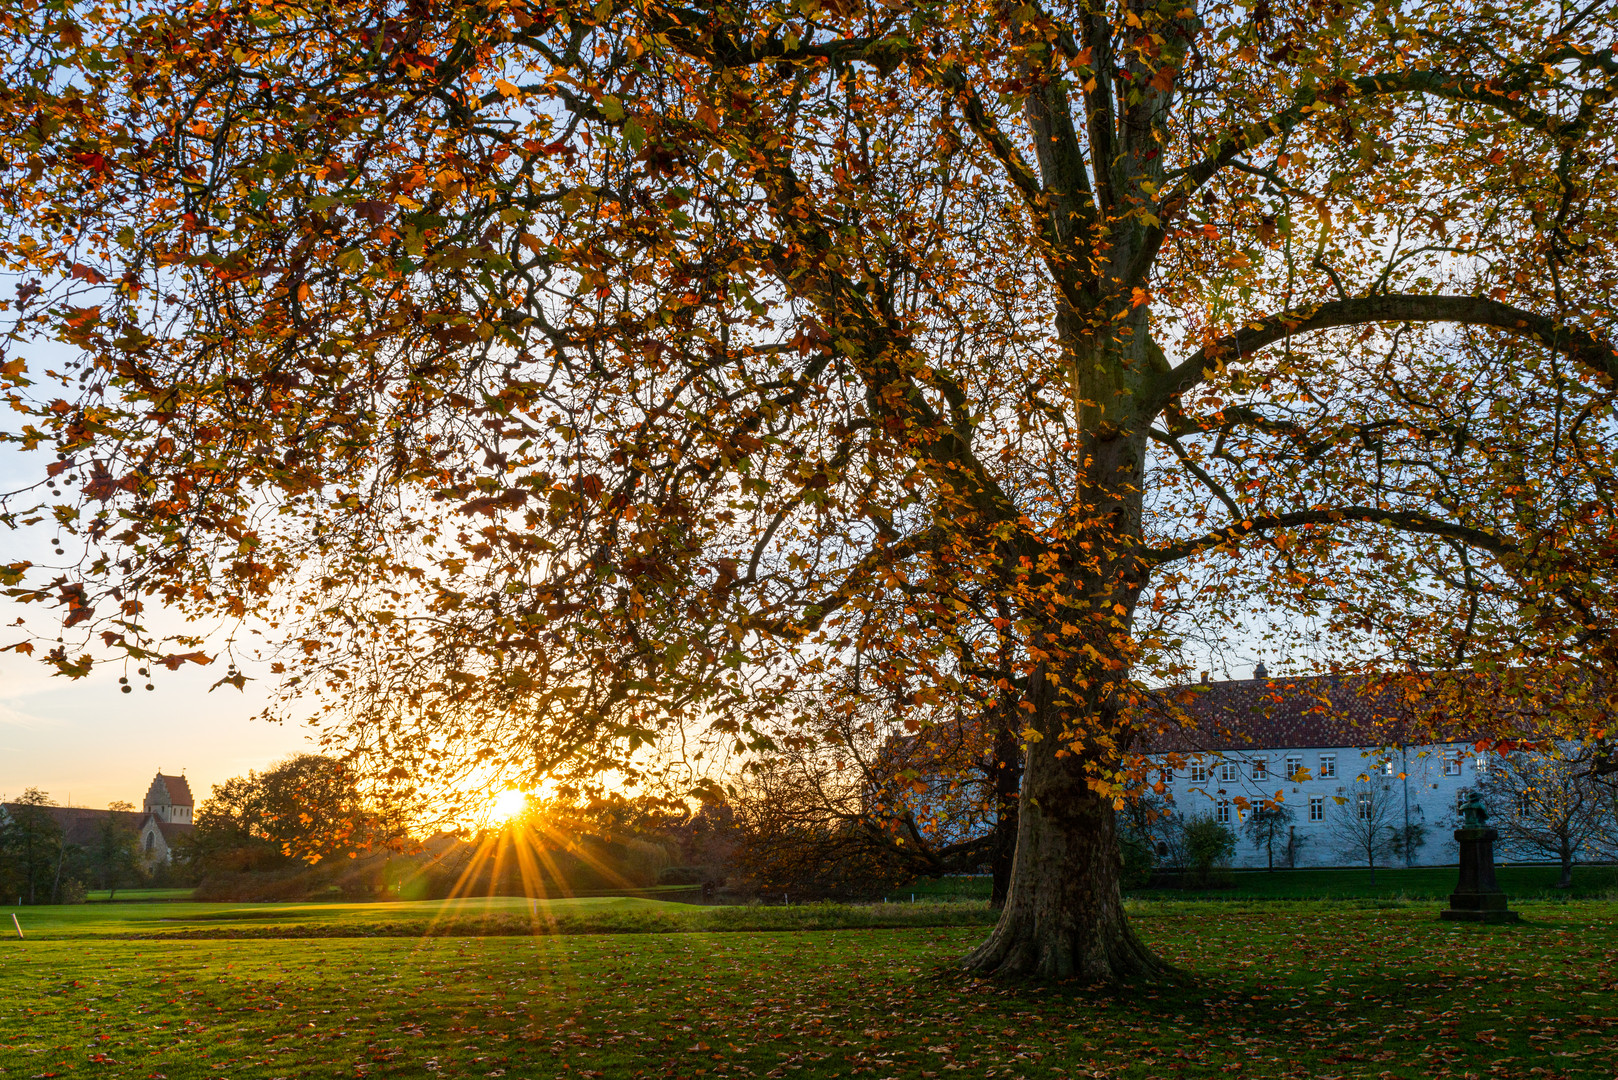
[11,913,21,939]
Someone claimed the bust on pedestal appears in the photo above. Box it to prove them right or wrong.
[1440,792,1520,923]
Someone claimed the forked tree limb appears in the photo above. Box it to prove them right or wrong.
[1125,61,1618,287]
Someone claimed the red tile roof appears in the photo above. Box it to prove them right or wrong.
[1138,674,1491,752]
[145,773,194,807]
[155,819,195,841]
[0,805,148,847]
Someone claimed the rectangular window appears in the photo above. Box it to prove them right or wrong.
[1220,762,1238,783]
[1516,791,1531,815]
[1309,796,1324,822]
[1475,755,1489,775]
[1252,758,1268,781]
[1190,763,1208,784]
[1216,799,1231,824]
[1381,760,1396,776]
[1319,754,1337,779]
[1357,793,1372,820]
[1444,754,1462,776]
[1285,755,1304,781]
[1159,768,1173,786]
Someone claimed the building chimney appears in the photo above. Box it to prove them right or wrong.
[1253,661,1268,679]
[1199,671,1210,684]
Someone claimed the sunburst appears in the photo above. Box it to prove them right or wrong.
[489,788,528,821]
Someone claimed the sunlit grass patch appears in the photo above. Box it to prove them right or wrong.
[4,894,1000,941]
[0,900,1614,1078]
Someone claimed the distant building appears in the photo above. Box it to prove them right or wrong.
[0,770,195,866]
[1140,675,1497,868]
[136,772,195,862]
[893,673,1602,871]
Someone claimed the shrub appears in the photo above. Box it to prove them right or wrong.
[1182,815,1237,888]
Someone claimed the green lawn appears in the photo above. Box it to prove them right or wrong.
[1,897,1614,1078]
[1132,863,1618,901]
[3,894,997,941]
[80,888,196,904]
[912,863,1618,903]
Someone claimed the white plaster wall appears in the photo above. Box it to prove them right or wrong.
[1154,744,1492,868]
[143,800,192,825]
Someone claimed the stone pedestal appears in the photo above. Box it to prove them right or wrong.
[1440,826,1520,923]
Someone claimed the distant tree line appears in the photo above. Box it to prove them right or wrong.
[183,755,740,902]
[0,789,154,904]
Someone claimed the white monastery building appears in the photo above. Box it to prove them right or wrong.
[1145,666,1513,869]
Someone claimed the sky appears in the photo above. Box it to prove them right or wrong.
[0,435,312,810]
[0,647,313,810]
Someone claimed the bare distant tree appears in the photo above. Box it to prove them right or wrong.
[1475,750,1616,889]
[1326,778,1402,884]
[1241,804,1296,872]
[727,689,1008,899]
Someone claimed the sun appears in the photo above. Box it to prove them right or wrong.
[489,788,528,821]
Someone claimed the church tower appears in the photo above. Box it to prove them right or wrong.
[143,772,194,825]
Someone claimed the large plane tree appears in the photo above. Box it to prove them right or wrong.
[3,0,1617,979]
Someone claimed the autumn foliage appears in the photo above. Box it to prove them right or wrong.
[3,0,1618,977]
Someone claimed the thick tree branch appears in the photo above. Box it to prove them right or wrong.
[1123,62,1618,288]
[937,68,1087,309]
[1144,294,1618,412]
[743,143,1033,542]
[1146,505,1519,567]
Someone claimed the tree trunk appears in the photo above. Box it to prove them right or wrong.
[1558,844,1574,890]
[961,322,1170,980]
[962,691,1170,981]
[988,710,1022,910]
[51,845,65,904]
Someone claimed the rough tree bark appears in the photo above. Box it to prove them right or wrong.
[963,685,1170,980]
[964,322,1172,979]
